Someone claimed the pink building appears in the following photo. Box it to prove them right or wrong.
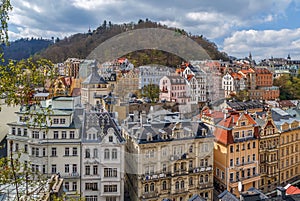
[159,75,190,104]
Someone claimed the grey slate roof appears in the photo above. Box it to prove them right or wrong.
[82,65,108,85]
[82,108,125,143]
[218,190,239,201]
[188,194,206,201]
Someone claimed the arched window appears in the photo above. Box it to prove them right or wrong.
[189,177,193,186]
[112,148,117,159]
[104,149,110,159]
[85,149,90,158]
[162,181,167,190]
[200,175,204,183]
[175,181,179,190]
[180,180,184,189]
[93,148,98,158]
[144,184,149,192]
[189,145,193,153]
[205,174,209,183]
[150,183,155,191]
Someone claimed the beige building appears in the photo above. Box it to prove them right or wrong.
[122,110,214,201]
[256,111,280,193]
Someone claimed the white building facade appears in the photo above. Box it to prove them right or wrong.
[81,108,125,201]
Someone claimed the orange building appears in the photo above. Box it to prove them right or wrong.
[213,110,260,197]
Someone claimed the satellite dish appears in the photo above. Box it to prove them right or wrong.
[238,181,242,192]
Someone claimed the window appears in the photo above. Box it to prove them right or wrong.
[236,145,239,152]
[65,148,69,156]
[253,142,256,148]
[54,131,58,139]
[189,145,193,153]
[230,159,233,167]
[109,136,113,142]
[175,181,180,189]
[12,127,16,135]
[42,165,46,174]
[162,181,167,190]
[104,149,110,159]
[62,131,67,139]
[93,148,98,158]
[230,173,233,182]
[104,185,117,192]
[51,147,57,156]
[17,128,21,135]
[93,165,98,175]
[72,164,77,173]
[85,149,90,158]
[236,158,239,165]
[65,164,69,173]
[189,177,193,186]
[85,196,97,201]
[247,143,250,149]
[180,181,184,188]
[104,168,117,177]
[144,184,149,192]
[70,131,75,139]
[24,128,27,136]
[85,165,91,175]
[35,148,39,157]
[253,167,256,175]
[112,149,117,159]
[150,183,155,191]
[85,183,98,191]
[65,182,69,191]
[241,121,246,126]
[163,164,167,172]
[60,118,66,124]
[230,146,234,153]
[253,154,256,161]
[51,164,57,173]
[24,144,28,153]
[72,182,77,191]
[53,118,59,124]
[72,147,77,156]
[106,197,116,201]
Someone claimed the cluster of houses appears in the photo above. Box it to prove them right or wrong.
[1,57,300,201]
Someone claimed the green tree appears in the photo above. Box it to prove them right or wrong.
[140,84,160,102]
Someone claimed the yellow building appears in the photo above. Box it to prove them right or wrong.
[122,110,214,201]
[271,108,300,186]
[213,110,260,197]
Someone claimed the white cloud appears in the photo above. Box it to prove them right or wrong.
[71,0,122,10]
[223,28,300,61]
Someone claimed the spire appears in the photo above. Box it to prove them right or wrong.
[249,52,252,60]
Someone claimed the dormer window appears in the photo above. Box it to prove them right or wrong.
[147,133,153,141]
[109,136,113,142]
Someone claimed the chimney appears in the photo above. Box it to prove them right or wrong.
[276,187,287,200]
[140,110,147,125]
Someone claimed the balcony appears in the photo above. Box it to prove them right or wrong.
[198,182,213,190]
[61,172,80,179]
[142,191,159,199]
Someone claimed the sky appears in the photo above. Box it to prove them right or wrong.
[7,0,300,62]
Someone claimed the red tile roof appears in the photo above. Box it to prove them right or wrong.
[285,184,300,195]
[214,127,233,145]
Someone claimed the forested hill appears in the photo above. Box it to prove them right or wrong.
[2,20,229,66]
[2,38,52,63]
[34,20,229,66]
